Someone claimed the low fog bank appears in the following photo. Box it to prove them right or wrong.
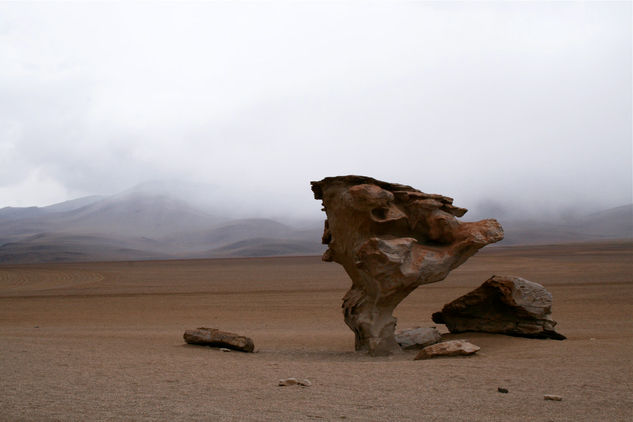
[0,179,631,264]
[21,179,632,225]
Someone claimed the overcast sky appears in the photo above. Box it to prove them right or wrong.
[0,1,631,220]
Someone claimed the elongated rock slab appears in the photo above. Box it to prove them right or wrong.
[414,340,480,360]
[311,175,503,356]
[395,327,441,350]
[183,327,255,352]
[432,275,565,339]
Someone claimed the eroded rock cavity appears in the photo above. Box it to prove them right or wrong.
[311,175,504,356]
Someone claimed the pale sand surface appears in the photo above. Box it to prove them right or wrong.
[1,241,632,421]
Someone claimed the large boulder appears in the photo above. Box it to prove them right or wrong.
[183,327,255,352]
[311,175,503,356]
[432,275,565,339]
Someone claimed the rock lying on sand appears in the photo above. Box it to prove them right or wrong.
[278,378,312,387]
[183,327,254,352]
[432,275,565,340]
[311,175,503,356]
[414,340,480,360]
[395,327,441,350]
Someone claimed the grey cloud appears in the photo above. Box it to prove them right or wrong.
[0,1,630,218]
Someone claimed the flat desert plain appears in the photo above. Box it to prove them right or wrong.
[1,241,631,421]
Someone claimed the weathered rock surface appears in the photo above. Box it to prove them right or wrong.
[395,327,441,350]
[432,275,566,339]
[414,340,480,360]
[183,327,255,352]
[278,378,312,387]
[311,175,503,356]
[544,394,563,401]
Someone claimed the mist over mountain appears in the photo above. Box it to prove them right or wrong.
[0,181,325,263]
[0,181,630,264]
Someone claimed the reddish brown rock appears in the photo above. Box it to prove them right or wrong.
[414,340,480,360]
[183,327,255,352]
[432,275,565,339]
[311,175,503,356]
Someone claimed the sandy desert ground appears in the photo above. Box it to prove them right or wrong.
[0,240,631,421]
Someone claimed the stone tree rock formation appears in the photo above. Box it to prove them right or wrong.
[311,175,504,356]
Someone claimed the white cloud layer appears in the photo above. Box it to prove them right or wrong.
[0,1,630,218]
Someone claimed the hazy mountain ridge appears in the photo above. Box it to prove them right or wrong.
[499,204,633,245]
[0,185,324,263]
[203,237,326,258]
[0,232,173,264]
[0,184,630,264]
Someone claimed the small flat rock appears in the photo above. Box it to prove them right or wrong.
[498,387,509,394]
[219,348,231,352]
[183,327,254,352]
[544,395,563,401]
[278,378,312,387]
[414,340,480,360]
[395,327,441,350]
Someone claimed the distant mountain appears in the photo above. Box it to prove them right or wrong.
[205,237,325,258]
[0,206,43,221]
[0,184,630,263]
[0,195,104,220]
[0,186,323,263]
[499,204,633,245]
[41,195,105,213]
[0,232,173,264]
[0,192,219,240]
[162,218,305,252]
[50,192,221,237]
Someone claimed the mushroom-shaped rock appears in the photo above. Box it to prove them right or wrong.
[311,175,504,356]
[432,275,565,339]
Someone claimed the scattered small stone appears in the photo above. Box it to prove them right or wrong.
[34,326,39,328]
[590,338,596,341]
[278,378,299,386]
[544,394,563,401]
[219,348,231,352]
[414,340,480,360]
[278,378,312,387]
[498,387,509,394]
